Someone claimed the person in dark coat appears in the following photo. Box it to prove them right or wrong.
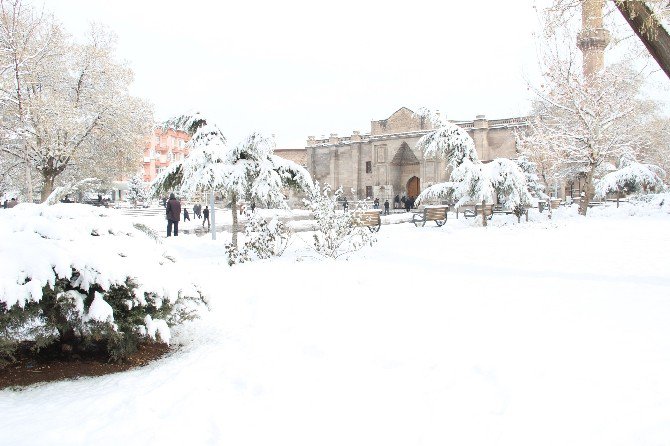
[404,196,411,212]
[373,197,379,209]
[383,199,390,215]
[202,205,210,229]
[165,193,181,237]
[342,196,348,212]
[394,194,400,209]
[183,208,190,221]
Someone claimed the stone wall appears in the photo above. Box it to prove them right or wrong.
[299,107,528,201]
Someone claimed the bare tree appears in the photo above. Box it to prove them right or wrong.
[0,0,57,201]
[522,53,659,214]
[0,2,151,201]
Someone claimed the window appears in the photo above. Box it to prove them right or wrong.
[365,161,372,173]
[365,186,373,199]
[376,145,386,163]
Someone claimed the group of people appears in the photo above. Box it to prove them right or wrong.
[164,193,211,237]
[341,195,408,216]
[394,194,416,212]
[372,197,391,215]
[2,198,18,209]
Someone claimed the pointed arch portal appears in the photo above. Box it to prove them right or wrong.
[407,176,420,198]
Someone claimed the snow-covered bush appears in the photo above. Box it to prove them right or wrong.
[0,204,206,365]
[303,182,376,259]
[243,211,291,259]
[595,159,666,200]
[225,211,292,266]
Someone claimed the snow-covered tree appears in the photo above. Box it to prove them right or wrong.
[516,155,547,199]
[521,2,667,216]
[450,159,533,225]
[415,120,532,225]
[0,2,152,202]
[0,202,206,365]
[151,113,312,248]
[522,55,661,215]
[415,120,479,170]
[595,156,666,205]
[126,174,149,207]
[303,182,376,258]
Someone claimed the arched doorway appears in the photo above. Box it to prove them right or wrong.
[407,176,420,198]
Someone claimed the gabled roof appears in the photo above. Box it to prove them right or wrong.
[390,143,420,165]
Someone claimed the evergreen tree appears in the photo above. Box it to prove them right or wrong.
[151,113,312,248]
[126,174,149,207]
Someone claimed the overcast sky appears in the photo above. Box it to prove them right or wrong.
[47,0,548,148]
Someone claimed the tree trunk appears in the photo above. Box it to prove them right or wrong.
[578,165,597,216]
[25,162,34,203]
[231,192,238,248]
[41,173,56,202]
[210,190,216,241]
[481,199,487,227]
[614,0,670,80]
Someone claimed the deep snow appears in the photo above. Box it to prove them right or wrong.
[1,203,669,445]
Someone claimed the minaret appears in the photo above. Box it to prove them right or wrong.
[576,0,611,76]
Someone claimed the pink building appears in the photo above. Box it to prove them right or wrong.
[143,127,191,182]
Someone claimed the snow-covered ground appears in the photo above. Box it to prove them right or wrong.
[2,202,670,445]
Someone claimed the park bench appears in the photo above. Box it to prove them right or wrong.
[460,203,494,220]
[412,205,449,227]
[353,209,382,232]
[492,204,530,222]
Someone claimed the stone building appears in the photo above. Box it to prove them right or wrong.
[303,107,527,201]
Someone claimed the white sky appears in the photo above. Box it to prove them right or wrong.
[47,0,548,148]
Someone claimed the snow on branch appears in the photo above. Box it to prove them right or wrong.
[416,121,479,169]
[595,161,666,197]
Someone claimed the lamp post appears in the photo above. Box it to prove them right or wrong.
[210,189,216,240]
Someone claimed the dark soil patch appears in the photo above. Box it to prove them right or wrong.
[0,342,171,390]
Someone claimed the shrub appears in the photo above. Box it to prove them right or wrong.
[225,210,292,265]
[303,182,376,259]
[0,203,206,365]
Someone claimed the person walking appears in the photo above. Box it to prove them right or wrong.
[384,199,389,215]
[373,197,379,209]
[394,194,400,209]
[165,193,181,237]
[202,205,210,229]
[183,208,191,221]
[404,196,411,212]
[193,204,200,219]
